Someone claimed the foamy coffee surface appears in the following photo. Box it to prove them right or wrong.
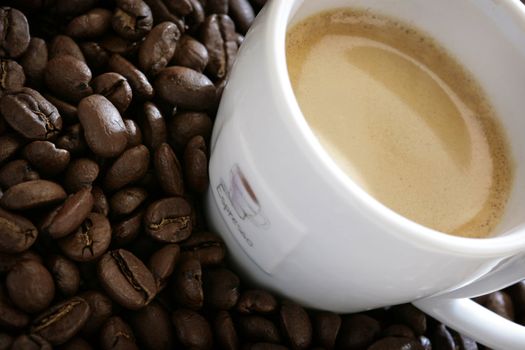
[286,9,513,238]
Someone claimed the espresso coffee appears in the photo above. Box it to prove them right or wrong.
[286,9,513,238]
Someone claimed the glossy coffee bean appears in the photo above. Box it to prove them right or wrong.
[104,145,150,191]
[101,35,141,57]
[0,159,39,188]
[140,102,167,150]
[238,315,281,344]
[98,249,157,310]
[67,8,113,39]
[203,268,240,310]
[172,35,209,73]
[10,334,51,350]
[31,297,91,345]
[124,119,143,148]
[110,187,147,216]
[1,179,66,210]
[0,88,62,140]
[112,210,144,245]
[214,310,239,350]
[391,304,427,335]
[154,142,184,196]
[78,94,128,158]
[336,314,380,349]
[0,59,25,95]
[91,72,133,114]
[58,212,111,262]
[80,41,110,72]
[172,309,213,350]
[45,55,93,103]
[23,141,71,176]
[112,0,153,40]
[200,14,238,79]
[172,257,203,309]
[56,124,88,156]
[49,35,86,62]
[80,291,113,335]
[368,337,424,350]
[184,135,209,193]
[6,259,54,313]
[19,37,48,88]
[312,312,341,349]
[100,316,139,350]
[64,158,99,193]
[0,250,41,274]
[0,7,30,58]
[139,21,181,76]
[279,300,312,349]
[47,255,80,296]
[432,324,455,350]
[206,0,229,14]
[170,111,212,150]
[0,134,22,164]
[144,197,192,242]
[143,0,185,24]
[485,291,514,320]
[382,324,416,339]
[43,187,94,239]
[108,54,154,100]
[91,186,109,216]
[148,243,180,290]
[180,231,226,266]
[0,296,30,329]
[237,289,278,315]
[43,94,78,124]
[131,302,174,350]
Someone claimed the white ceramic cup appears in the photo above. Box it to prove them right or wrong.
[205,0,525,348]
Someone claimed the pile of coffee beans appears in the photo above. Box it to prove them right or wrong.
[0,1,522,349]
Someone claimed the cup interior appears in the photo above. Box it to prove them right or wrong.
[278,0,525,242]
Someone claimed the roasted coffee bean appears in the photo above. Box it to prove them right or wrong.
[279,300,312,349]
[18,37,47,88]
[101,35,142,57]
[0,333,12,350]
[112,0,154,40]
[23,141,70,176]
[312,312,341,349]
[6,259,55,313]
[238,315,281,344]
[144,196,192,242]
[169,111,212,150]
[98,249,157,309]
[391,304,427,335]
[336,313,380,349]
[184,135,209,193]
[172,35,209,73]
[139,21,181,76]
[187,0,205,31]
[0,250,41,273]
[110,187,147,216]
[508,280,525,314]
[162,0,193,16]
[154,142,184,196]
[80,42,110,72]
[0,88,62,140]
[172,309,213,349]
[484,291,514,320]
[382,324,416,339]
[104,145,150,191]
[432,324,455,350]
[100,316,139,350]
[200,14,237,79]
[369,337,424,350]
[180,230,226,266]
[45,56,92,103]
[155,66,216,110]
[0,8,30,58]
[49,35,86,62]
[10,334,51,350]
[0,134,22,164]
[56,124,88,156]
[124,119,143,148]
[143,0,186,25]
[1,179,66,210]
[148,243,180,290]
[31,297,91,345]
[229,0,254,34]
[108,54,155,100]
[47,255,80,296]
[203,268,240,310]
[0,295,30,329]
[64,158,99,193]
[172,257,203,309]
[0,159,39,188]
[206,0,228,14]
[67,8,113,39]
[113,210,144,245]
[131,302,174,350]
[214,310,239,350]
[237,289,278,315]
[140,102,168,150]
[92,186,109,216]
[0,59,25,95]
[60,337,93,350]
[43,187,94,239]
[0,208,34,254]
[78,94,128,158]
[58,212,111,262]
[52,0,98,16]
[80,291,113,335]
[91,73,133,114]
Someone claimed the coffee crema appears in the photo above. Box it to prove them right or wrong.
[286,9,513,238]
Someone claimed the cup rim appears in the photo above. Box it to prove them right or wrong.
[267,0,525,257]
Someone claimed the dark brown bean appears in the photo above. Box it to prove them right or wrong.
[312,312,341,349]
[238,315,281,344]
[67,8,113,39]
[1,180,66,210]
[0,88,62,140]
[124,119,143,148]
[56,124,88,156]
[98,249,157,310]
[130,302,174,350]
[369,337,424,350]
[78,94,128,158]
[10,334,51,350]
[154,142,184,196]
[100,316,139,350]
[237,289,278,315]
[382,324,416,339]
[112,0,153,40]
[485,291,514,320]
[44,187,94,239]
[0,59,25,95]
[148,243,180,290]
[108,54,155,100]
[91,73,133,114]
[203,268,240,310]
[0,250,42,274]
[139,21,181,76]
[112,210,144,245]
[391,304,427,335]
[214,310,239,350]
[104,145,150,191]
[184,135,209,193]
[144,197,192,242]
[172,35,209,73]
[80,291,113,336]
[229,0,254,34]
[187,0,205,31]
[143,0,186,26]
[336,314,380,349]
[172,309,213,350]
[200,14,238,79]
[91,186,109,216]
[508,280,525,314]
[0,159,39,188]
[172,257,203,309]
[58,212,111,262]
[49,35,86,62]
[45,56,92,103]
[31,297,91,345]
[23,141,71,176]
[110,187,147,216]
[0,295,30,329]
[155,66,216,110]
[0,207,38,253]
[170,111,212,150]
[0,8,30,58]
[47,255,80,296]
[0,134,22,164]
[140,102,168,150]
[101,35,141,57]
[180,230,226,266]
[432,324,455,350]
[64,159,98,193]
[80,42,110,72]
[279,300,312,349]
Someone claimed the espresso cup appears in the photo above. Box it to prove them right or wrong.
[205,0,525,348]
